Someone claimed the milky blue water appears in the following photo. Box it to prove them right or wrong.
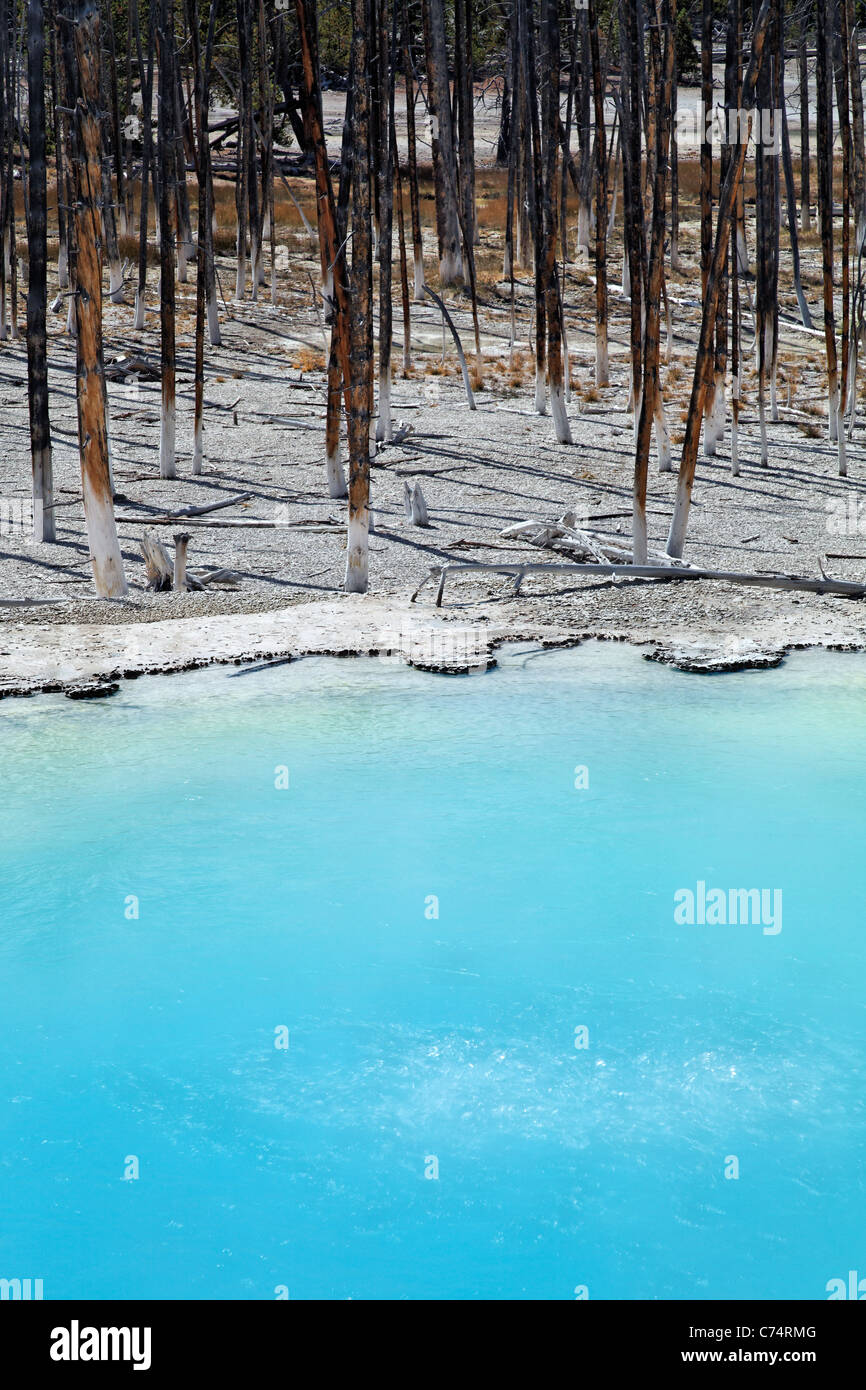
[1,642,864,1301]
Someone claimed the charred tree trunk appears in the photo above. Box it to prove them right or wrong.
[619,0,645,430]
[667,0,773,559]
[157,0,177,478]
[454,0,476,277]
[633,0,674,561]
[834,0,851,473]
[816,0,842,455]
[375,0,394,443]
[346,0,373,591]
[402,0,425,300]
[296,0,352,500]
[589,0,608,385]
[26,0,55,543]
[520,0,547,413]
[799,17,811,231]
[234,0,251,300]
[133,0,155,330]
[59,0,127,597]
[540,0,571,442]
[421,0,462,284]
[188,0,217,474]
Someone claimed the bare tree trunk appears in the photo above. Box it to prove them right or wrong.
[667,0,773,559]
[589,0,609,385]
[421,0,462,284]
[834,0,851,474]
[816,0,842,457]
[454,0,476,278]
[728,0,742,476]
[104,0,125,235]
[701,0,715,432]
[346,0,373,591]
[520,0,546,413]
[799,20,811,231]
[619,0,645,432]
[157,0,177,479]
[540,0,571,442]
[59,0,127,597]
[188,0,217,474]
[393,112,412,372]
[781,83,812,327]
[849,0,866,252]
[633,0,674,560]
[670,46,682,269]
[26,0,55,543]
[48,0,69,290]
[375,0,394,443]
[133,0,155,330]
[402,0,424,300]
[296,0,352,499]
[234,0,251,300]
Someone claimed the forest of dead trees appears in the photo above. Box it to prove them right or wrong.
[4,0,866,596]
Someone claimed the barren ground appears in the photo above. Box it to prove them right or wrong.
[3,75,866,694]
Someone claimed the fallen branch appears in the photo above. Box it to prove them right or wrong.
[433,561,866,607]
[501,513,688,567]
[422,285,476,411]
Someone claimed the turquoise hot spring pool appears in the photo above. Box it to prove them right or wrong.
[0,641,864,1300]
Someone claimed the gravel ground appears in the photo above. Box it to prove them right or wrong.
[3,213,866,688]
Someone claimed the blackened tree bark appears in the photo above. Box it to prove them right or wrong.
[421,0,462,284]
[375,0,394,442]
[588,0,608,385]
[634,0,674,560]
[402,0,425,300]
[346,0,373,591]
[667,0,773,559]
[59,0,127,596]
[157,0,177,478]
[540,0,570,441]
[26,0,55,542]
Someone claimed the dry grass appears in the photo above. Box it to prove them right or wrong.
[292,346,326,373]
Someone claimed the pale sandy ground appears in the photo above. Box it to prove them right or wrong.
[2,73,865,695]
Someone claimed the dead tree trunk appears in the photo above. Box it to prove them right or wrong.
[633,0,674,560]
[234,0,251,300]
[374,0,394,443]
[728,0,742,475]
[701,0,715,431]
[26,0,55,543]
[667,0,773,559]
[834,0,851,473]
[296,0,352,499]
[816,0,842,457]
[133,0,155,330]
[104,0,125,236]
[157,0,177,479]
[345,0,373,591]
[402,0,425,300]
[540,0,570,441]
[520,0,547,413]
[619,0,645,432]
[421,0,462,284]
[799,18,811,231]
[187,0,217,474]
[589,0,609,385]
[454,0,476,278]
[59,0,127,597]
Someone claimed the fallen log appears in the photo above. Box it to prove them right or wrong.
[501,514,688,567]
[433,561,866,607]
